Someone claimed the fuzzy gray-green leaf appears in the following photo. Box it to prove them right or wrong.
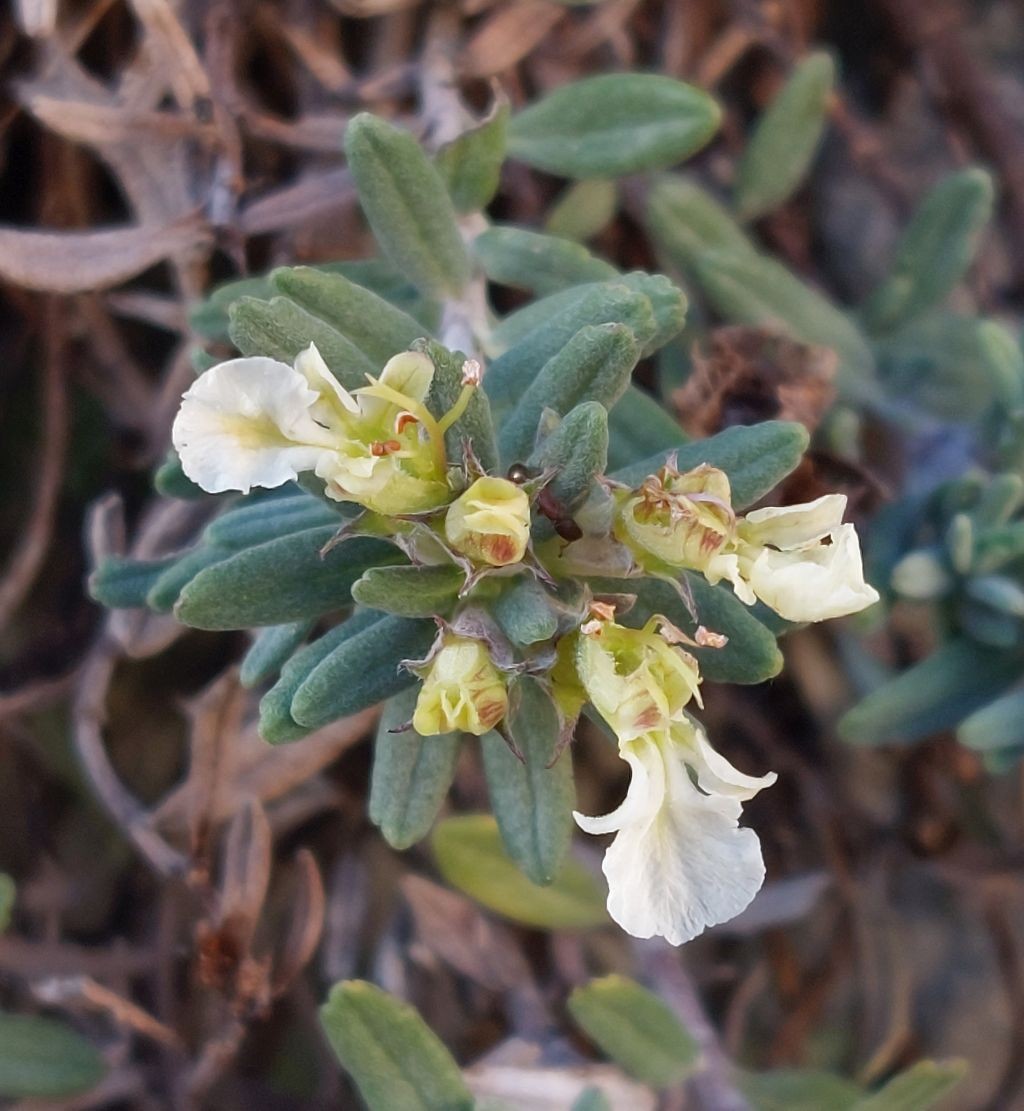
[735,52,836,220]
[240,621,314,688]
[499,323,641,463]
[647,176,756,272]
[352,564,464,617]
[507,74,721,179]
[435,95,509,214]
[0,1013,106,1099]
[370,687,462,850]
[345,113,470,297]
[474,225,617,296]
[527,401,609,526]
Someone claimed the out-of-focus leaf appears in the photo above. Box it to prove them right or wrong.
[369,687,462,850]
[856,1060,968,1110]
[481,677,574,885]
[435,95,509,214]
[0,1013,106,1098]
[320,981,473,1111]
[978,320,1024,412]
[839,639,1024,745]
[605,386,689,471]
[647,176,756,271]
[0,875,14,932]
[431,814,607,930]
[474,225,617,296]
[567,975,699,1088]
[738,1068,861,1111]
[154,450,206,499]
[499,323,640,463]
[862,169,994,333]
[958,687,1024,753]
[507,75,721,179]
[345,113,470,296]
[89,554,178,610]
[735,52,835,220]
[612,419,808,508]
[546,179,618,241]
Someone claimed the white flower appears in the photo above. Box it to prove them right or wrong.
[173,345,451,515]
[574,721,775,945]
[734,495,880,623]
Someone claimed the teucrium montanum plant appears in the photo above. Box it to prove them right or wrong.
[92,77,878,946]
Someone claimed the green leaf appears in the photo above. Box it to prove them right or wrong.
[0,874,14,932]
[431,814,607,929]
[692,250,877,401]
[229,296,377,389]
[499,323,641,464]
[481,677,575,885]
[176,529,399,630]
[546,179,618,242]
[290,616,435,730]
[978,320,1024,412]
[435,95,509,214]
[856,1060,968,1111]
[839,639,1024,745]
[416,338,499,473]
[567,975,699,1088]
[147,546,232,613]
[527,401,609,525]
[369,687,462,850]
[571,1089,614,1111]
[605,384,688,470]
[738,1068,862,1111]
[189,273,275,341]
[270,266,427,366]
[0,1013,106,1099]
[474,225,617,296]
[735,52,836,220]
[617,272,688,356]
[958,688,1024,754]
[486,283,656,411]
[154,449,205,499]
[507,74,721,179]
[862,169,994,333]
[612,419,809,509]
[345,113,470,297]
[205,494,342,551]
[647,175,756,271]
[352,564,464,618]
[89,554,178,609]
[320,981,473,1111]
[260,611,384,743]
[240,620,314,688]
[492,577,561,645]
[588,573,783,684]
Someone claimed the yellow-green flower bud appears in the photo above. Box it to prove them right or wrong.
[444,477,531,567]
[412,635,509,736]
[617,462,735,572]
[575,614,702,742]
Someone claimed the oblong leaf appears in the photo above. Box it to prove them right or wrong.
[89,554,178,609]
[147,546,232,613]
[435,95,509,214]
[474,225,617,296]
[290,616,435,730]
[612,419,809,509]
[352,564,464,617]
[527,401,609,525]
[546,179,618,241]
[647,175,756,270]
[957,688,1024,754]
[499,323,641,464]
[605,385,688,471]
[839,639,1024,745]
[862,169,994,334]
[492,577,561,645]
[240,620,314,689]
[0,1013,106,1099]
[856,1059,968,1111]
[735,52,836,221]
[176,529,399,630]
[205,495,341,551]
[567,975,699,1088]
[345,113,470,297]
[431,814,607,929]
[369,687,462,850]
[320,981,473,1111]
[507,74,721,179]
[481,677,575,884]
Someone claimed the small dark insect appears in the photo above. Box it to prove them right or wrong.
[507,462,583,541]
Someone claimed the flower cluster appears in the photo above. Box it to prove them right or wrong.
[173,343,878,945]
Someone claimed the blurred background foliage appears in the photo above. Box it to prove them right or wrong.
[1,0,1024,1107]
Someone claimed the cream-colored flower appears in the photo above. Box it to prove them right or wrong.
[574,719,775,945]
[412,635,508,736]
[173,345,451,515]
[575,615,701,742]
[445,477,531,566]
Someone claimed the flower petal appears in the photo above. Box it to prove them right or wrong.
[378,350,435,402]
[586,735,767,945]
[295,342,360,414]
[676,718,776,801]
[746,523,880,622]
[573,737,663,836]
[740,494,847,550]
[172,357,333,494]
